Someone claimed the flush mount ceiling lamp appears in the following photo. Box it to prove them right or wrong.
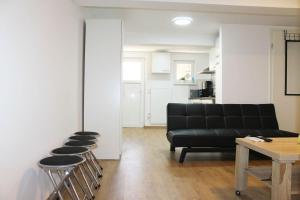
[172,17,193,26]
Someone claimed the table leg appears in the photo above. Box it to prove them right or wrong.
[271,160,292,200]
[235,144,249,194]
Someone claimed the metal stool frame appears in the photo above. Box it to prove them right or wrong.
[38,155,88,200]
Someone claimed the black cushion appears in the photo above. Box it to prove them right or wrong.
[39,155,83,166]
[275,130,298,137]
[65,140,95,147]
[259,104,279,129]
[241,105,259,116]
[259,104,276,116]
[261,117,278,129]
[206,116,225,128]
[223,104,241,116]
[233,129,260,137]
[167,103,186,115]
[167,116,187,131]
[205,104,223,116]
[213,129,238,147]
[225,116,244,128]
[69,135,96,141]
[167,129,218,147]
[168,128,298,148]
[243,117,262,129]
[187,104,205,116]
[187,116,206,129]
[52,147,89,155]
[74,131,100,136]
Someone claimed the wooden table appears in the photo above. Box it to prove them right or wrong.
[235,137,300,200]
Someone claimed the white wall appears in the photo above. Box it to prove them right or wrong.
[219,24,271,104]
[84,19,122,159]
[0,1,83,200]
[124,51,209,125]
[271,30,300,133]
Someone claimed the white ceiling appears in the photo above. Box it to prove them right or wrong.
[80,0,300,52]
[77,0,300,15]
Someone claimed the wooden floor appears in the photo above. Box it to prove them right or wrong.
[95,128,299,200]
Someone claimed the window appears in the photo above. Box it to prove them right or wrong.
[174,60,194,84]
[122,59,143,82]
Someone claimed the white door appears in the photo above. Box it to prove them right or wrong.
[122,58,144,127]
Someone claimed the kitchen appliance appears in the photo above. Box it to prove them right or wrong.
[189,89,208,98]
[202,81,214,97]
[190,89,200,98]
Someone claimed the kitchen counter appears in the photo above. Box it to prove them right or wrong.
[188,97,215,104]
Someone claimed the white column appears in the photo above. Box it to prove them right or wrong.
[84,19,122,159]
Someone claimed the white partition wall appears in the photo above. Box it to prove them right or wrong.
[219,24,271,104]
[84,19,122,159]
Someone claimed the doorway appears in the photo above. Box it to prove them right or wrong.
[122,58,145,127]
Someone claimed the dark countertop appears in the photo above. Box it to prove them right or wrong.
[189,97,215,100]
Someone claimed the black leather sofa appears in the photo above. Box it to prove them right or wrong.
[167,103,298,163]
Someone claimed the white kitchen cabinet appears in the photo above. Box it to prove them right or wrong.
[151,52,171,73]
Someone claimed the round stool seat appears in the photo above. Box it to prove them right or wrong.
[65,140,96,148]
[69,135,97,141]
[39,155,84,168]
[74,131,100,137]
[51,147,89,156]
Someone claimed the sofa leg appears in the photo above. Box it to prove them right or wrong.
[179,148,188,163]
[170,145,175,152]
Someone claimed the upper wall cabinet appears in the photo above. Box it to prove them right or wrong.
[152,52,171,73]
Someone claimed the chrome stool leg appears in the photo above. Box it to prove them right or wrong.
[88,152,103,177]
[78,165,94,198]
[57,170,77,200]
[68,176,80,200]
[84,151,102,178]
[84,161,101,188]
[90,151,103,171]
[73,170,93,200]
[47,170,64,200]
[82,161,99,190]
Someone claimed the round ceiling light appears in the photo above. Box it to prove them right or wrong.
[172,17,193,26]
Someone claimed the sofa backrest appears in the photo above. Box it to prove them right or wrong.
[167,103,279,131]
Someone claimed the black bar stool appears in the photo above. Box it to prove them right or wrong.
[38,155,86,200]
[69,135,97,142]
[51,147,97,199]
[64,141,103,182]
[72,132,103,172]
[74,131,100,137]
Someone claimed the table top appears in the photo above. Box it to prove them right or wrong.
[236,137,300,161]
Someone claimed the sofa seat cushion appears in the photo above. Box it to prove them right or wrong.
[272,130,298,137]
[167,129,238,148]
[167,129,298,148]
[234,129,298,137]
